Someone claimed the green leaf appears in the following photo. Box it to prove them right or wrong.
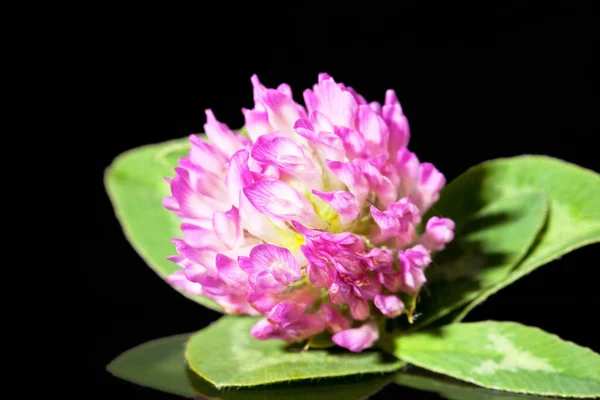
[427,156,600,321]
[106,333,197,397]
[392,321,600,398]
[104,136,221,312]
[395,368,553,399]
[406,191,548,330]
[185,316,404,388]
[187,368,394,400]
[106,331,393,399]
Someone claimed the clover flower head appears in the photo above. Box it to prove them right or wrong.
[164,73,454,352]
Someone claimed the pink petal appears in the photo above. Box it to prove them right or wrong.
[277,82,293,97]
[163,195,180,212]
[249,244,301,285]
[252,313,327,343]
[225,149,253,207]
[215,254,247,288]
[397,247,430,294]
[303,74,357,128]
[166,255,188,267]
[267,301,305,327]
[203,109,249,157]
[388,196,421,224]
[364,247,394,272]
[357,105,389,155]
[403,266,426,294]
[384,88,400,108]
[213,294,258,316]
[329,253,364,278]
[370,205,400,241]
[322,304,351,334]
[251,318,283,340]
[328,282,346,305]
[312,190,360,225]
[421,216,456,251]
[238,189,287,245]
[320,231,365,251]
[332,322,379,353]
[252,270,285,291]
[177,158,228,202]
[243,180,325,228]
[414,163,446,213]
[170,168,228,219]
[188,134,228,175]
[374,294,405,318]
[405,244,432,268]
[212,207,242,249]
[246,290,282,313]
[251,135,319,180]
[387,111,410,161]
[250,74,306,138]
[370,197,420,246]
[345,85,368,105]
[310,109,335,133]
[369,101,382,114]
[170,172,212,220]
[281,314,327,342]
[181,259,212,282]
[195,275,226,297]
[242,105,271,142]
[237,255,255,275]
[334,126,368,160]
[326,160,370,205]
[181,223,223,250]
[292,117,315,138]
[251,134,300,163]
[291,220,319,237]
[382,89,410,158]
[166,270,203,296]
[305,260,334,288]
[171,238,217,273]
[349,297,370,320]
[352,274,382,300]
[396,148,420,197]
[293,117,345,161]
[360,160,397,207]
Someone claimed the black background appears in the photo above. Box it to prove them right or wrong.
[91,5,599,399]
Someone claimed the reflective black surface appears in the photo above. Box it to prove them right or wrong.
[91,4,599,398]
[105,364,569,399]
